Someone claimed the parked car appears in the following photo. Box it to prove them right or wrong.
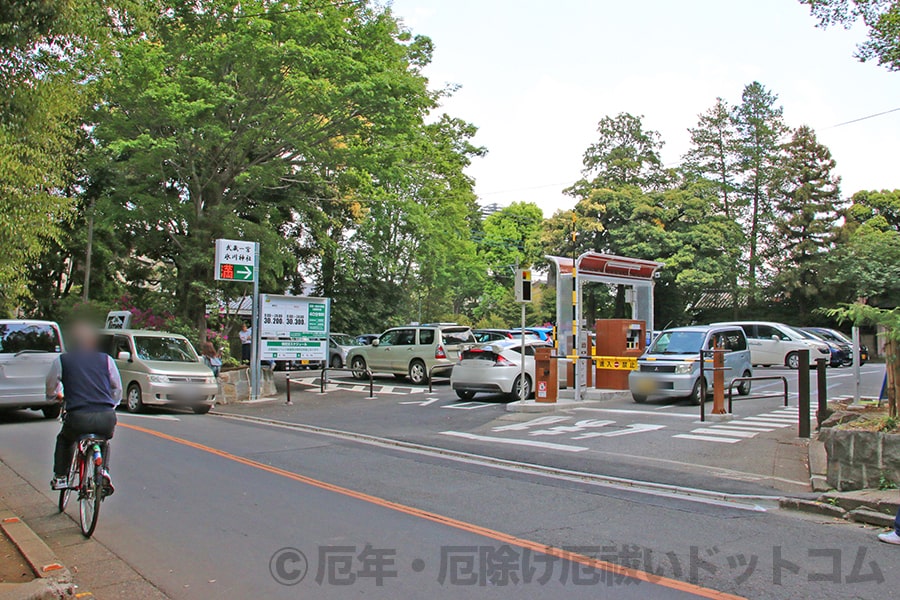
[804,327,868,366]
[712,321,830,369]
[451,339,551,401]
[628,325,753,404]
[98,329,218,414]
[328,333,359,368]
[346,325,475,385]
[509,327,554,341]
[355,334,379,346]
[794,328,845,367]
[473,329,542,344]
[0,320,65,418]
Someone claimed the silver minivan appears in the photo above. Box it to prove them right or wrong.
[628,326,753,404]
[0,320,65,418]
[713,321,831,369]
[99,329,218,414]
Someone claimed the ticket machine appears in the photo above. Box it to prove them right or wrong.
[594,319,646,389]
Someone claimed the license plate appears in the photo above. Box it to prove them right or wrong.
[637,379,657,393]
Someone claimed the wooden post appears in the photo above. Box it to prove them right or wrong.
[712,348,726,415]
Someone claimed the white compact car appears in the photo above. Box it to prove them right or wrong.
[450,339,551,401]
[713,321,831,369]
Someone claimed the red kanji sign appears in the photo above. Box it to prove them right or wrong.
[220,264,234,280]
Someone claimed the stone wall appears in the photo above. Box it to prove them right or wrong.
[820,428,900,491]
[216,366,277,404]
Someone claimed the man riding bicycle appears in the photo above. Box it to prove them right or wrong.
[46,322,121,494]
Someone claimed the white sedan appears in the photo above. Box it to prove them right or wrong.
[450,339,549,401]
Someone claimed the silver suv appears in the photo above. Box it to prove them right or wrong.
[0,320,65,418]
[347,325,475,384]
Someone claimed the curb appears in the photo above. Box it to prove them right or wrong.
[0,511,73,600]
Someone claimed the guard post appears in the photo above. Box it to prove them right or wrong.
[816,358,828,427]
[798,349,811,438]
[534,347,558,403]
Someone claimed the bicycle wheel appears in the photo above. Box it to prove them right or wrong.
[79,461,102,538]
[58,452,80,513]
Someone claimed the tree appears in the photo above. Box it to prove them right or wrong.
[772,126,842,319]
[92,0,443,337]
[800,0,900,71]
[567,113,669,196]
[683,98,738,219]
[732,82,788,301]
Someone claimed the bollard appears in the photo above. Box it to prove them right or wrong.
[699,350,706,422]
[286,376,292,405]
[798,349,810,438]
[712,348,726,415]
[816,358,827,427]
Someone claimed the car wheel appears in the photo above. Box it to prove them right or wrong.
[689,378,706,405]
[456,390,476,401]
[632,394,647,404]
[509,374,532,401]
[350,357,368,380]
[408,359,427,385]
[786,352,800,370]
[125,383,144,413]
[192,405,211,415]
[330,355,342,369]
[737,371,752,396]
[41,404,62,419]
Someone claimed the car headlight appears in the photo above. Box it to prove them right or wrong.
[674,363,695,374]
[148,374,170,383]
[205,376,216,384]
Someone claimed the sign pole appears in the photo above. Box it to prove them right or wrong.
[251,242,261,400]
[520,302,527,403]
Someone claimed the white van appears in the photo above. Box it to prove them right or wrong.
[0,320,65,418]
[713,321,830,369]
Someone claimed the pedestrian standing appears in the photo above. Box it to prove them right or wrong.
[239,322,252,364]
[201,341,222,377]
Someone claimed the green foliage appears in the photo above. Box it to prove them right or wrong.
[800,0,900,71]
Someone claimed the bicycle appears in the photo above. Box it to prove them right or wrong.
[58,434,110,538]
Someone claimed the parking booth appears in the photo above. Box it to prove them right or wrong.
[594,319,645,390]
[534,346,558,403]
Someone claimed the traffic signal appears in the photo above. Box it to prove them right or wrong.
[515,269,532,303]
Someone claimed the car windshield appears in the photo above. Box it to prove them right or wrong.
[786,326,819,341]
[332,334,356,347]
[133,336,198,362]
[817,329,850,344]
[647,331,706,355]
[0,324,62,354]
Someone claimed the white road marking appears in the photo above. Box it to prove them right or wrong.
[573,423,666,438]
[530,419,615,437]
[118,413,180,421]
[492,416,569,432]
[673,434,741,444]
[440,431,589,452]
[708,424,776,433]
[572,407,697,419]
[692,427,758,438]
[741,417,792,428]
[399,398,440,406]
[441,401,494,410]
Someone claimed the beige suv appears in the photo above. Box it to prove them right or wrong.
[347,325,475,384]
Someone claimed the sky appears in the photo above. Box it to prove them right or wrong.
[389,0,900,216]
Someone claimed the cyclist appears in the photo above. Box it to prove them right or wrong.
[46,322,121,494]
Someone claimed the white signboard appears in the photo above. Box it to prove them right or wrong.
[260,295,330,361]
[215,239,257,282]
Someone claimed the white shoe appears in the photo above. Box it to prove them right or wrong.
[877,531,900,545]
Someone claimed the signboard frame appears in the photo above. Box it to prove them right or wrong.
[259,294,331,362]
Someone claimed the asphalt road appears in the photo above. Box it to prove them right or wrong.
[0,363,896,600]
[229,363,887,496]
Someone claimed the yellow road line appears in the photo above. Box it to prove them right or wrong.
[119,422,744,600]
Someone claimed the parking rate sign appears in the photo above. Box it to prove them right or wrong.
[215,239,257,282]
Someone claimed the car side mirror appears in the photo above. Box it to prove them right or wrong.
[117,351,132,362]
[371,339,380,347]
[771,335,780,341]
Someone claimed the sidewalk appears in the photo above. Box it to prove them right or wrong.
[0,460,168,600]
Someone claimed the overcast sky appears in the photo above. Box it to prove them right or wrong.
[390,0,900,216]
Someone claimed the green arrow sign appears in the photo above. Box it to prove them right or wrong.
[234,265,254,281]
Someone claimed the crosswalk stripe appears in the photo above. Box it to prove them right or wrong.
[707,424,774,433]
[692,428,758,438]
[673,434,741,444]
[740,418,792,428]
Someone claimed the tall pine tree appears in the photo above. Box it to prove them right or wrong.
[773,125,842,319]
